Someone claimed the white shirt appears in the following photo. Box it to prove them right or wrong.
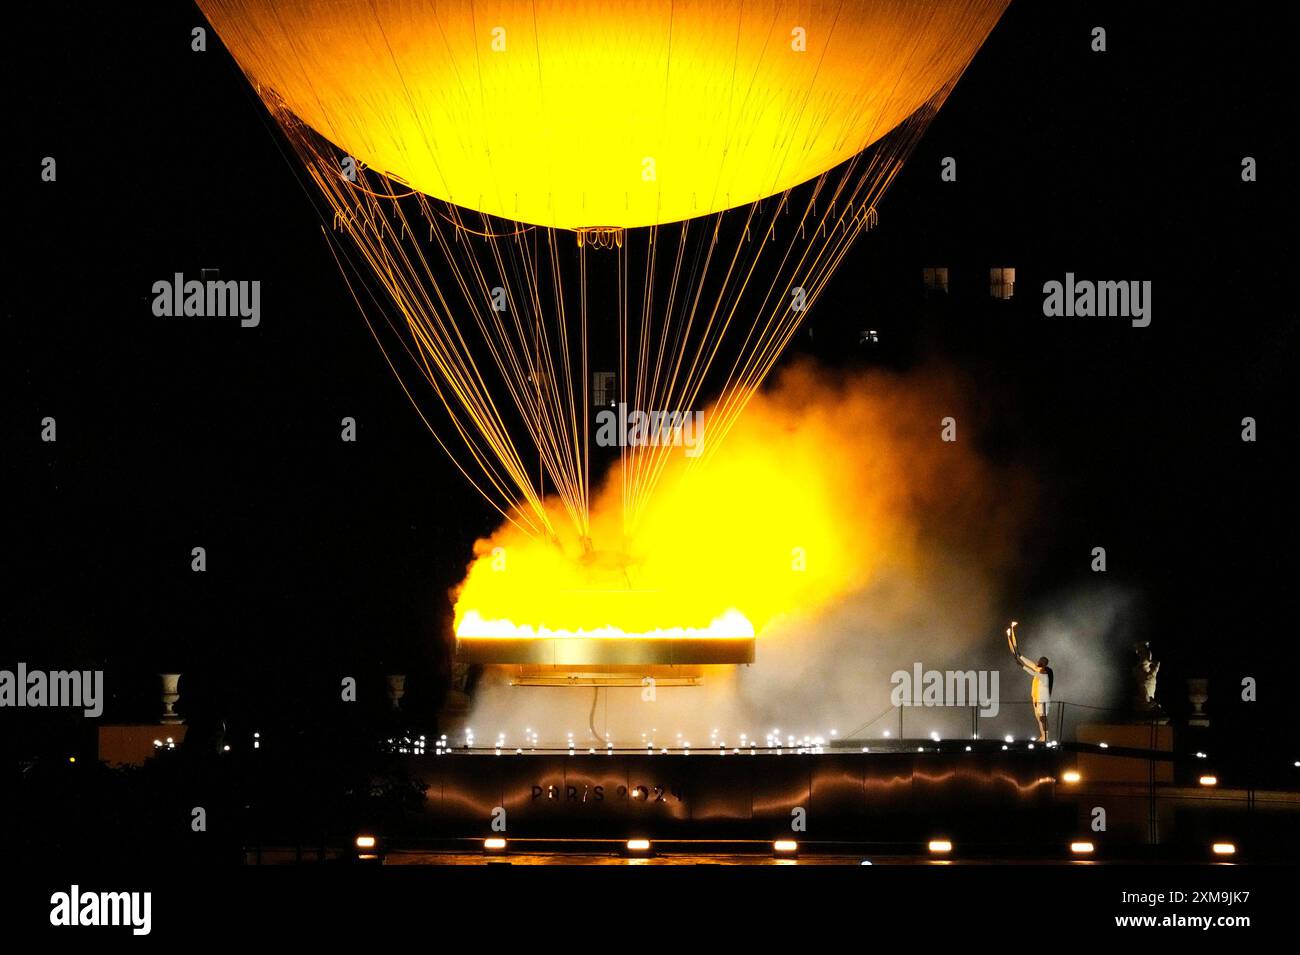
[1019,656,1050,707]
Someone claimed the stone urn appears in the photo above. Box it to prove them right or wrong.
[385,674,406,711]
[159,673,182,724]
[1187,677,1210,727]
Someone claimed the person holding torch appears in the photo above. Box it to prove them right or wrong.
[1007,620,1053,742]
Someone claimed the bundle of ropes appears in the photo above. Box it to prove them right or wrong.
[197,0,1010,543]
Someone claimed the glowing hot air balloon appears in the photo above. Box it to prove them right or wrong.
[196,1,1009,663]
[198,0,1007,529]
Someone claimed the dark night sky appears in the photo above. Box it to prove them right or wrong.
[6,2,1295,742]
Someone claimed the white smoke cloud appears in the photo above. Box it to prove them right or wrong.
[458,366,1135,747]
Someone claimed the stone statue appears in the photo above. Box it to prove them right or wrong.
[1132,642,1163,716]
[444,662,472,718]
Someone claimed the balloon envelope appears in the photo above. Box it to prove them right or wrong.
[199,0,1007,228]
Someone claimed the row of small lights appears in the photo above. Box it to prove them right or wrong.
[146,730,1067,754]
[151,733,1299,780]
[925,838,1238,859]
[425,736,1068,754]
[461,727,841,755]
[417,734,1296,779]
[442,727,1216,752]
[451,727,1123,749]
[356,833,1240,861]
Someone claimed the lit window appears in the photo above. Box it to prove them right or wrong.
[990,267,1016,300]
[922,267,949,293]
[592,371,616,407]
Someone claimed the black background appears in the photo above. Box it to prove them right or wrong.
[6,1,1295,757]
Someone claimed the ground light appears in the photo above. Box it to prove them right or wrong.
[927,839,953,855]
[1061,770,1081,784]
[773,840,799,857]
[624,839,653,857]
[1069,841,1095,855]
[1211,842,1236,857]
[354,834,380,861]
[1199,774,1218,787]
[483,838,507,854]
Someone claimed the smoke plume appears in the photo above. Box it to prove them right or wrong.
[455,362,1126,746]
